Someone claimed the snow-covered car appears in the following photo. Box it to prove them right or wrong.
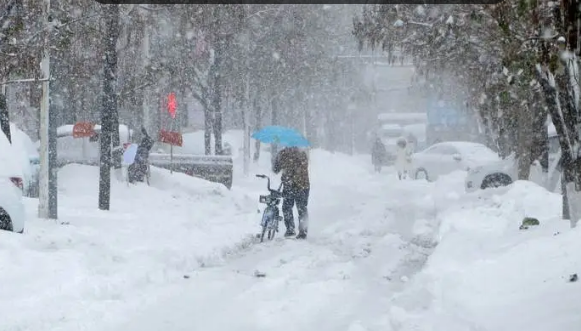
[464,156,518,192]
[465,130,561,192]
[0,129,26,233]
[9,124,40,197]
[411,141,500,181]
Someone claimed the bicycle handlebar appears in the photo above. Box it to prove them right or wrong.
[255,174,283,193]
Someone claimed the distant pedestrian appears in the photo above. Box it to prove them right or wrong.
[371,137,387,172]
[128,127,154,183]
[395,137,412,180]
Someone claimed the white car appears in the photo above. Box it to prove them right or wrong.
[411,141,500,181]
[464,156,518,192]
[9,124,40,197]
[0,129,26,233]
[465,131,561,192]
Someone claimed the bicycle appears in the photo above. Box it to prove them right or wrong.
[255,174,283,242]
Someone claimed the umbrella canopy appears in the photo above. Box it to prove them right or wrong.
[251,125,310,147]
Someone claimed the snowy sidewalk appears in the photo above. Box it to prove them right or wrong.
[0,164,258,331]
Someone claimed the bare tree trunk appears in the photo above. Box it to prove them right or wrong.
[271,93,278,125]
[270,93,279,168]
[203,88,212,155]
[253,96,261,162]
[99,4,120,211]
[109,7,121,171]
[516,102,533,179]
[531,88,549,184]
[304,94,317,148]
[209,6,224,156]
[537,62,580,224]
[180,86,188,129]
[110,84,121,170]
[556,68,580,227]
[0,93,10,143]
[212,39,223,156]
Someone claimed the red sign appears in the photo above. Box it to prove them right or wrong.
[158,130,183,147]
[167,93,177,119]
[72,122,96,138]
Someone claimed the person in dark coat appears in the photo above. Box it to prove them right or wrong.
[273,146,310,239]
[128,127,155,183]
[371,137,387,172]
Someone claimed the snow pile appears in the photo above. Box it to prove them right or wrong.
[0,164,257,330]
[391,180,581,331]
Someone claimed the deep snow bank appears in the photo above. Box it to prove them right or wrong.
[0,164,257,330]
[390,180,581,331]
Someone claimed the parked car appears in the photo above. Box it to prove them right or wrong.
[411,141,500,181]
[0,129,26,233]
[9,124,41,197]
[465,129,561,192]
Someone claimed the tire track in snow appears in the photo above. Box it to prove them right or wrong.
[105,168,448,331]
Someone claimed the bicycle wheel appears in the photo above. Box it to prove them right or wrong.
[146,164,151,186]
[260,225,268,242]
[267,228,276,240]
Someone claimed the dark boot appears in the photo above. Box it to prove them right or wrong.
[296,189,309,240]
[282,194,296,233]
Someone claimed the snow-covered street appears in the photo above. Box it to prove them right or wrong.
[1,150,580,331]
[5,2,581,330]
[106,151,442,331]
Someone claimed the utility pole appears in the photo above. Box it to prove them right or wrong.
[38,0,57,219]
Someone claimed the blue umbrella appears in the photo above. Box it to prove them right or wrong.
[251,125,310,147]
